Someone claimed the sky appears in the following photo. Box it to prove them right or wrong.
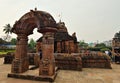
[0,0,120,43]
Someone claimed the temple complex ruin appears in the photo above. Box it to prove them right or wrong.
[7,9,111,82]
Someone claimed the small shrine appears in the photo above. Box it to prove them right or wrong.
[36,20,79,53]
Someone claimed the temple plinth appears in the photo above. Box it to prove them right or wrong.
[11,34,29,73]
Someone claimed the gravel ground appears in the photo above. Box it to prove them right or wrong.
[0,58,120,83]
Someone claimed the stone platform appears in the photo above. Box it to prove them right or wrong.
[8,67,58,82]
[81,53,112,69]
[55,54,82,71]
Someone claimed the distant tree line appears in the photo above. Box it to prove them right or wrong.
[0,38,16,45]
[1,23,36,50]
[79,40,112,52]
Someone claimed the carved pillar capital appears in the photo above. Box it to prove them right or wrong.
[16,34,28,45]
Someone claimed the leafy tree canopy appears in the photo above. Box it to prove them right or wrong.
[3,24,12,41]
[10,38,17,45]
[28,38,36,50]
[79,40,88,48]
[95,43,106,48]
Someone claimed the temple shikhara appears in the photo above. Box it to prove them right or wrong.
[36,21,79,53]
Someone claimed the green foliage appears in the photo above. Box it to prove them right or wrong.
[100,48,110,52]
[0,49,15,55]
[28,38,36,50]
[88,47,101,51]
[3,24,12,41]
[79,40,88,48]
[95,43,106,48]
[10,38,17,45]
[88,43,112,52]
[3,24,12,34]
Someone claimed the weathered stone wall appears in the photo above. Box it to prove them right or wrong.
[55,54,82,71]
[54,53,112,69]
[4,52,14,64]
[81,53,112,69]
[4,53,39,66]
[4,52,112,69]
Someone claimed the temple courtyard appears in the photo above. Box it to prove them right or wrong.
[0,58,120,83]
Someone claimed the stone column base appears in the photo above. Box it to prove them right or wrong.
[39,59,55,76]
[11,58,29,73]
[8,69,58,82]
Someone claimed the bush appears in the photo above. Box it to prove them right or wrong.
[100,48,110,52]
[88,47,101,51]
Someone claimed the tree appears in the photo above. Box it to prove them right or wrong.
[28,38,36,50]
[3,24,12,41]
[95,43,106,48]
[114,31,120,38]
[79,40,88,48]
[95,43,111,52]
[0,38,7,44]
[10,38,17,45]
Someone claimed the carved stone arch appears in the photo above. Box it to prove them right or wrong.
[12,10,57,35]
[11,9,57,76]
[19,18,38,35]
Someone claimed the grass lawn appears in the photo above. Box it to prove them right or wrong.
[0,50,15,56]
[0,51,7,55]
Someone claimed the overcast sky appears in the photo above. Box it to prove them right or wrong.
[0,0,120,43]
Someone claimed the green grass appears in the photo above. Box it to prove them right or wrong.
[0,51,7,55]
[0,49,15,55]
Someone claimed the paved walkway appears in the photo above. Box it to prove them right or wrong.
[0,58,120,83]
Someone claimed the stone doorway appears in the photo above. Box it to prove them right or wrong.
[8,9,57,81]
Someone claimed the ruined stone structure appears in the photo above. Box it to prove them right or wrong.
[112,31,120,62]
[55,54,82,71]
[7,9,112,82]
[36,21,79,53]
[112,38,120,54]
[9,9,57,79]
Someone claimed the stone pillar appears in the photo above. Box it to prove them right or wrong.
[39,32,55,76]
[57,41,61,53]
[11,34,29,73]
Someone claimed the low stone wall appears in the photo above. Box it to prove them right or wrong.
[0,54,6,58]
[81,53,112,69]
[55,54,82,71]
[4,53,39,65]
[4,52,112,69]
[4,52,14,64]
